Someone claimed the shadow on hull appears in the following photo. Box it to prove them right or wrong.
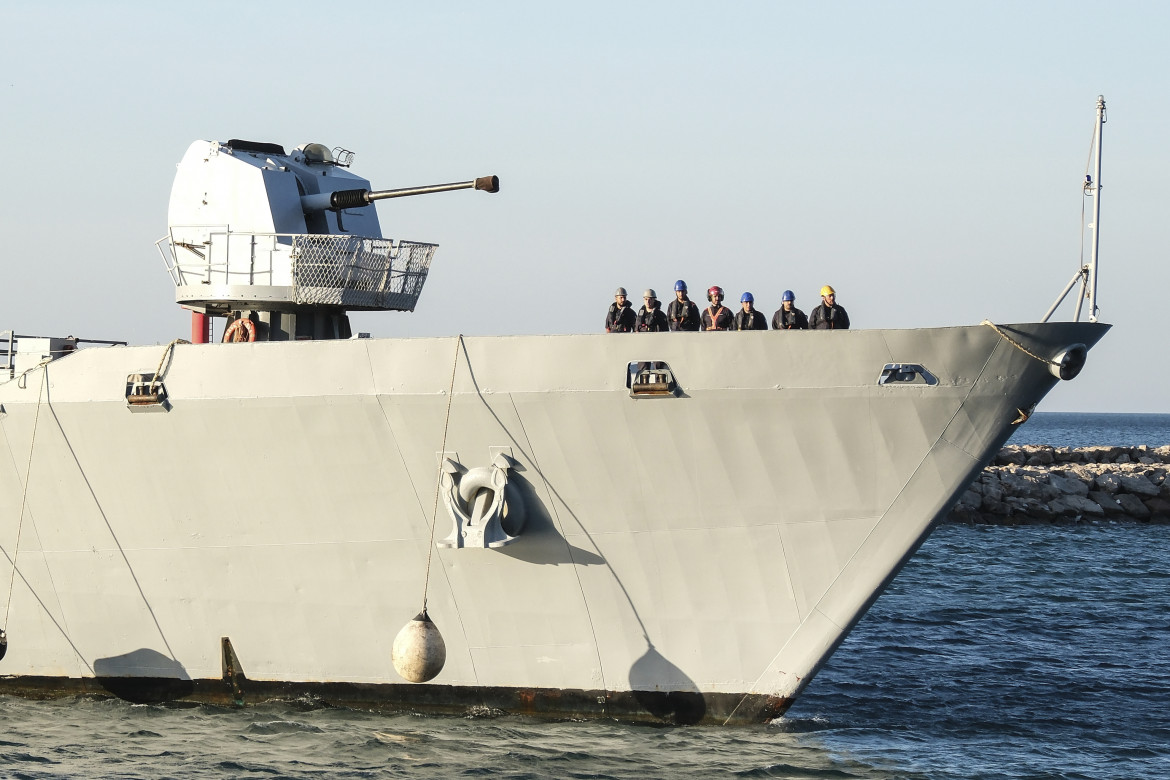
[93,648,194,704]
[628,645,707,725]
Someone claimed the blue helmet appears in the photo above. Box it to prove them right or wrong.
[781,289,795,302]
[674,279,687,292]
[740,292,754,304]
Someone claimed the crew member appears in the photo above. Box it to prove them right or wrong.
[809,285,850,330]
[667,280,701,331]
[605,287,636,333]
[771,290,809,330]
[701,286,734,331]
[734,292,768,331]
[637,289,670,332]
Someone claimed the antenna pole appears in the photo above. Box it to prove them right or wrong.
[1086,95,1105,322]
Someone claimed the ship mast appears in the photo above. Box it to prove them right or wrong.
[1042,95,1106,323]
[1085,94,1105,322]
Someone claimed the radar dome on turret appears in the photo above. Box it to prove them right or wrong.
[292,142,356,167]
[296,143,335,164]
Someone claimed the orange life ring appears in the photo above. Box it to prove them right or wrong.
[223,318,257,343]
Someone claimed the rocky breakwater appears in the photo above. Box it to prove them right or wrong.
[948,445,1170,524]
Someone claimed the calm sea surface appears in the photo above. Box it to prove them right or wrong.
[1006,411,1170,448]
[2,414,1168,779]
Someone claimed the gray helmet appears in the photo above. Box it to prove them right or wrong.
[615,287,628,297]
[643,289,657,299]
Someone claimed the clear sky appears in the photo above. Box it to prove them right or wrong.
[2,1,1166,412]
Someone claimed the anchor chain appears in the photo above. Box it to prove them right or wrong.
[980,321,1061,368]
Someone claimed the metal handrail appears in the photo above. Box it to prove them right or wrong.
[157,228,439,310]
[158,227,284,287]
[1,332,125,381]
[1,330,13,373]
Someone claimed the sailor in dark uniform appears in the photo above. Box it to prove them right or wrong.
[605,287,637,333]
[667,280,701,331]
[733,292,768,331]
[701,286,734,331]
[809,285,850,330]
[771,290,809,330]
[637,289,670,332]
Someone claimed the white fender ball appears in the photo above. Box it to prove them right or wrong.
[392,611,446,683]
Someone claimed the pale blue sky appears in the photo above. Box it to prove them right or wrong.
[2,1,1166,411]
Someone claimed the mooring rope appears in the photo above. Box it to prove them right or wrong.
[148,338,191,395]
[420,334,464,614]
[980,320,1060,367]
[3,360,50,629]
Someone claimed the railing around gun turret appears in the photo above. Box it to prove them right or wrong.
[157,231,438,311]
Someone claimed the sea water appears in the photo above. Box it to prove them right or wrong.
[1007,411,1170,448]
[2,414,1168,779]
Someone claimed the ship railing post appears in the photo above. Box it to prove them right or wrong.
[1,330,13,380]
[205,228,216,285]
[221,230,231,287]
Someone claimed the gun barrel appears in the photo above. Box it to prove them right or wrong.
[368,176,500,201]
[301,175,499,212]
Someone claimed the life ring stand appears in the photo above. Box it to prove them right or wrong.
[223,317,257,343]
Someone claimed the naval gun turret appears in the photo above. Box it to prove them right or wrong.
[157,139,497,343]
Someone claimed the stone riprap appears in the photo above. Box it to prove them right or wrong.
[947,445,1170,524]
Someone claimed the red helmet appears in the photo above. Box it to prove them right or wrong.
[707,285,724,302]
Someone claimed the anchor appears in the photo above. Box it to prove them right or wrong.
[438,451,527,549]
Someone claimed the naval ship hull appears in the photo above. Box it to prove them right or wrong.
[0,322,1107,724]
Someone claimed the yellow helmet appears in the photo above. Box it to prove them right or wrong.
[820,285,836,297]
